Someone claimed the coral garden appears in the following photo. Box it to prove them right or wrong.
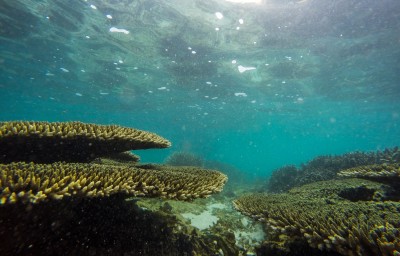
[1,121,399,255]
[235,178,400,256]
[0,121,233,255]
[245,147,400,255]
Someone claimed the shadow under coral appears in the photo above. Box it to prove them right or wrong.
[0,195,226,256]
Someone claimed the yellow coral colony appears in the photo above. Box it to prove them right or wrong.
[0,121,171,163]
[0,121,228,205]
[0,162,228,204]
[233,180,400,256]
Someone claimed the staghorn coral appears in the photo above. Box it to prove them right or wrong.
[234,179,400,256]
[0,121,171,163]
[0,162,227,204]
[338,164,400,183]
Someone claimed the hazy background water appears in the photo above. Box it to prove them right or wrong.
[1,0,399,179]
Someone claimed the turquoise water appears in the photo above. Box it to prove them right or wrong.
[1,0,399,178]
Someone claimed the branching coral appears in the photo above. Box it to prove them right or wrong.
[0,162,227,204]
[266,148,399,193]
[338,164,400,184]
[377,147,400,164]
[0,121,171,163]
[234,179,400,256]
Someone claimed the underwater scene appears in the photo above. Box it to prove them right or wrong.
[0,0,399,255]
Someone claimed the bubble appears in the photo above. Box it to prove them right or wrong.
[234,92,247,97]
[215,12,224,19]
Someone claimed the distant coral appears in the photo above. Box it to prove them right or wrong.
[164,151,204,167]
[377,146,400,164]
[205,160,247,184]
[266,148,399,193]
[338,163,400,185]
[296,151,378,186]
[266,165,299,193]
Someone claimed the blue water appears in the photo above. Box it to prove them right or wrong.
[1,0,399,179]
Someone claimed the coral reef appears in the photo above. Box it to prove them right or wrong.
[0,162,227,204]
[338,163,400,184]
[0,120,232,255]
[234,178,400,256]
[297,151,379,186]
[266,165,299,193]
[164,151,204,167]
[0,195,238,255]
[377,147,400,164]
[0,121,171,163]
[266,148,399,193]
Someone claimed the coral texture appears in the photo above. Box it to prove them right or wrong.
[338,164,400,183]
[92,151,141,166]
[234,179,400,256]
[266,148,399,193]
[0,162,227,204]
[0,121,171,163]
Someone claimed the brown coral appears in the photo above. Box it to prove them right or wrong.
[0,121,171,163]
[233,179,400,256]
[0,162,227,204]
